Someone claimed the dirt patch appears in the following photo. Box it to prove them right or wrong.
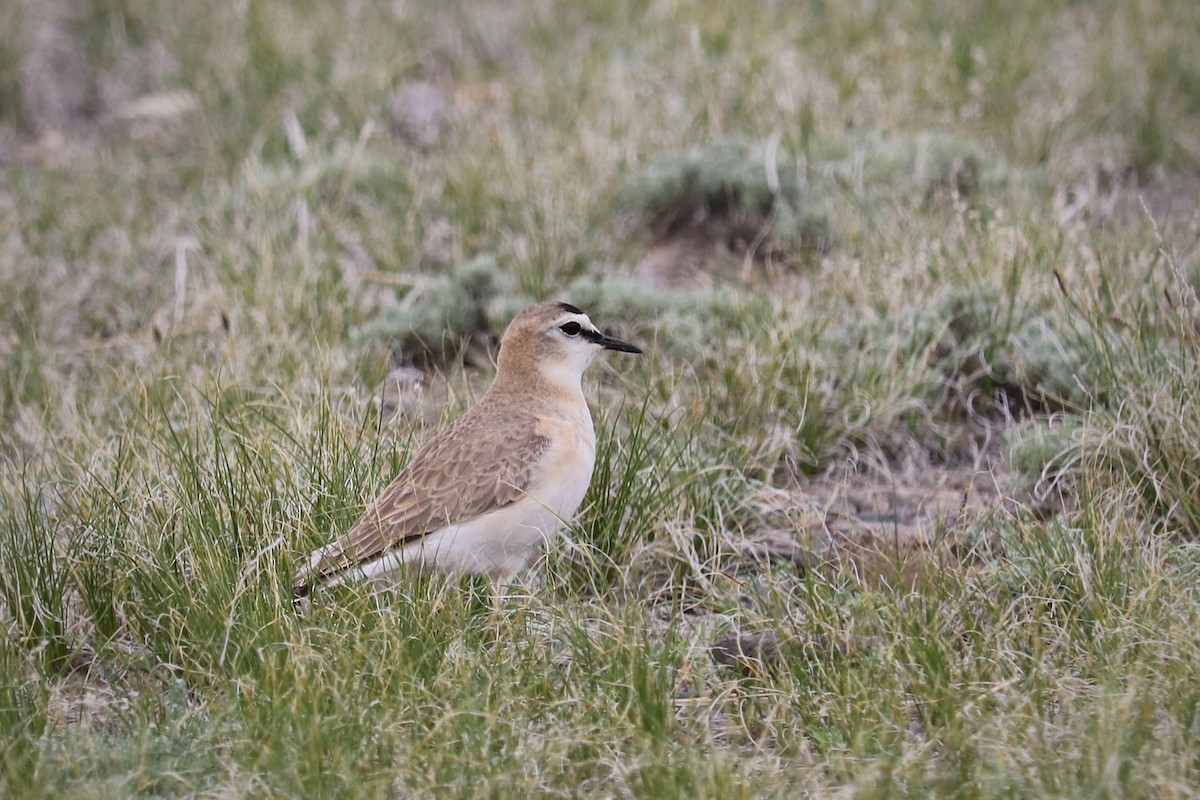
[1059,166,1200,241]
[746,447,1031,590]
[633,228,742,292]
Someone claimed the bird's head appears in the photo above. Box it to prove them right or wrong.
[496,301,641,389]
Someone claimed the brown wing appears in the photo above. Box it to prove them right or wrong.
[295,402,550,594]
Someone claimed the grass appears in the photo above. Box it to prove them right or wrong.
[3,0,1200,796]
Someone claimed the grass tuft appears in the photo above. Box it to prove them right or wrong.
[0,471,73,673]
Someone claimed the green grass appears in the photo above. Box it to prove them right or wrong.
[2,0,1200,796]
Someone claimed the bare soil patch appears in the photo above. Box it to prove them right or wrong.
[752,452,1022,590]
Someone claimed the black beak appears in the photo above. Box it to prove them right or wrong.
[584,329,642,354]
[601,334,642,354]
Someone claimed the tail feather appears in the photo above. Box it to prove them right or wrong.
[292,544,334,601]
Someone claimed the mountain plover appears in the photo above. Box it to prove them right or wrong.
[294,301,641,597]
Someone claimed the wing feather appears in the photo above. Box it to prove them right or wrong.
[295,401,551,594]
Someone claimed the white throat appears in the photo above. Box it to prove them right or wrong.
[538,348,597,395]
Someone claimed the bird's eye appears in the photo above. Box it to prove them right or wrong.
[559,321,582,336]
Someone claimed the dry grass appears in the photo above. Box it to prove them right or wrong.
[2,0,1200,797]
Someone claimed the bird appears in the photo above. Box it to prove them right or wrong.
[294,301,642,598]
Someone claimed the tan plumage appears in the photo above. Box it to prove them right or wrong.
[302,399,551,581]
[294,301,641,597]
